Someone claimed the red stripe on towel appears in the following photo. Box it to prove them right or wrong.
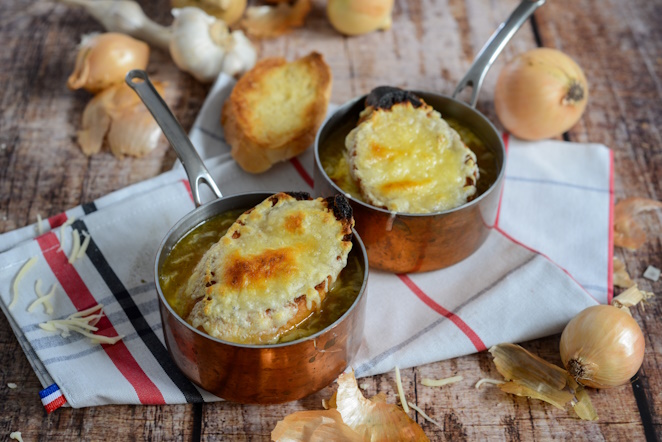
[607,150,614,303]
[397,274,487,352]
[36,232,166,405]
[48,213,68,229]
[290,157,314,188]
[44,395,67,414]
[181,179,194,202]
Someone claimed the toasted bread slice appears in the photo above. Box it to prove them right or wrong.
[221,52,332,173]
[184,192,354,344]
[346,86,479,214]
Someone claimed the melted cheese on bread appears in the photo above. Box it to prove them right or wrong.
[346,96,479,214]
[184,193,354,344]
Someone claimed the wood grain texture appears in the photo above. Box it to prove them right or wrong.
[0,0,660,440]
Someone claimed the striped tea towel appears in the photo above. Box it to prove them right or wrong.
[0,74,612,410]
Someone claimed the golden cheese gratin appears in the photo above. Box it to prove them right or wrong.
[345,87,479,214]
[163,192,356,345]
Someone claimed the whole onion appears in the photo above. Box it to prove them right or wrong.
[559,305,645,389]
[494,48,588,141]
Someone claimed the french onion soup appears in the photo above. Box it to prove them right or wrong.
[321,86,498,214]
[159,192,364,345]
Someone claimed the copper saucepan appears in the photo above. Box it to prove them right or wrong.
[313,0,545,273]
[126,70,369,404]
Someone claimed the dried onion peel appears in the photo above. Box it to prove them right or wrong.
[489,344,598,420]
[271,371,429,441]
[613,197,662,250]
[77,82,165,158]
[67,33,149,94]
[241,0,311,38]
[613,257,635,288]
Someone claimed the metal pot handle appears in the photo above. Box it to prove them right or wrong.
[452,0,546,107]
[126,69,223,207]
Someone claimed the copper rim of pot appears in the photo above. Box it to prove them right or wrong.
[126,70,370,403]
[313,0,546,273]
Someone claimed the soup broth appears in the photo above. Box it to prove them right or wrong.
[159,208,365,344]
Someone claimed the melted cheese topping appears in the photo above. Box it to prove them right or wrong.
[346,102,478,213]
[185,194,353,344]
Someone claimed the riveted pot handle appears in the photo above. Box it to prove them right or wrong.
[453,0,546,107]
[126,69,223,207]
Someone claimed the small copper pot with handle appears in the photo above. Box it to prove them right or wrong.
[313,0,545,273]
[126,71,369,404]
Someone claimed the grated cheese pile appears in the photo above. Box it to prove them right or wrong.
[39,304,124,345]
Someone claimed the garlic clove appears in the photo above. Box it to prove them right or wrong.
[221,30,257,77]
[171,0,247,26]
[76,82,165,158]
[67,32,150,94]
[241,0,311,38]
[77,88,113,155]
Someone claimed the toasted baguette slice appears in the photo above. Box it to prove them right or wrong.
[221,52,332,173]
[346,86,479,214]
[184,192,354,344]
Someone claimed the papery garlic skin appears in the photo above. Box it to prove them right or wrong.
[61,0,172,50]
[68,33,149,93]
[560,305,645,389]
[171,0,247,26]
[170,7,256,83]
[327,0,394,36]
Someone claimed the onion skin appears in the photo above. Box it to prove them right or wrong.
[327,0,394,36]
[68,33,149,94]
[560,305,645,389]
[494,48,588,141]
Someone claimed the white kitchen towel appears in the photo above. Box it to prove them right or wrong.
[0,74,612,409]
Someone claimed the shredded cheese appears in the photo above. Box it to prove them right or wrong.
[9,432,23,442]
[475,378,506,389]
[57,217,75,252]
[77,231,91,259]
[36,213,44,235]
[407,401,443,430]
[7,383,17,389]
[8,257,38,310]
[28,281,56,315]
[68,229,81,264]
[394,366,409,414]
[39,304,124,345]
[421,375,463,387]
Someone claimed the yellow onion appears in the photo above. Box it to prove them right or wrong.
[68,32,149,93]
[327,0,394,36]
[494,48,588,141]
[560,305,645,389]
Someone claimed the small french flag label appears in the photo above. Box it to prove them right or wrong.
[39,384,67,413]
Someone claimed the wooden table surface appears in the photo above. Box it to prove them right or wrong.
[2,0,661,440]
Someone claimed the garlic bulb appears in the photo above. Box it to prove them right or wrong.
[68,32,149,93]
[170,7,257,83]
[327,0,394,36]
[171,0,247,26]
[60,0,172,50]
